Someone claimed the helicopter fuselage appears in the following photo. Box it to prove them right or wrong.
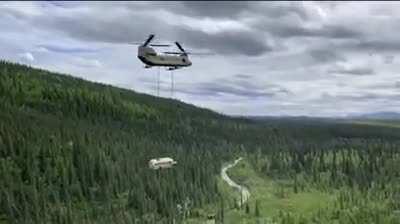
[137,46,192,68]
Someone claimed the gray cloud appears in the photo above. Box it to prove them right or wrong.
[11,5,272,56]
[309,49,346,63]
[162,2,309,21]
[320,92,400,102]
[333,39,400,55]
[179,82,274,98]
[252,2,310,21]
[396,81,400,89]
[176,27,272,56]
[226,79,292,95]
[328,66,375,76]
[73,57,102,68]
[267,24,361,39]
[362,80,400,91]
[35,44,100,54]
[383,55,395,64]
[2,2,400,116]
[178,1,252,18]
[35,13,160,44]
[171,78,290,99]
[234,74,253,79]
[354,40,400,52]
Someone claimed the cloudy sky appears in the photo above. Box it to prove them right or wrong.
[1,1,400,117]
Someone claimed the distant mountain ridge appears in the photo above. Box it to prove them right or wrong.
[242,112,400,121]
[346,112,400,120]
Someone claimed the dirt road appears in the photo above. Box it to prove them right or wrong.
[221,157,250,206]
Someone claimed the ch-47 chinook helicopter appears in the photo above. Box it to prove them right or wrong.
[130,34,212,97]
[132,34,210,71]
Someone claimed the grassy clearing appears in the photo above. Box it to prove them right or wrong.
[224,159,334,223]
[184,162,240,224]
[185,158,334,223]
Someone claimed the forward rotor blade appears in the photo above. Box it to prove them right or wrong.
[143,34,155,46]
[175,42,186,53]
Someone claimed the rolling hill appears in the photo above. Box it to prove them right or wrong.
[1,60,400,224]
[0,60,278,224]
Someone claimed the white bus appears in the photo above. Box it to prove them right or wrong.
[149,157,177,170]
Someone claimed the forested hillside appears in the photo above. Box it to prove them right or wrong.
[0,61,280,224]
[0,61,400,224]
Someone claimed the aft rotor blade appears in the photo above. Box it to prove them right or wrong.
[150,44,171,47]
[163,52,182,55]
[129,43,171,47]
[175,42,186,53]
[143,34,155,46]
[187,53,214,55]
[128,42,143,45]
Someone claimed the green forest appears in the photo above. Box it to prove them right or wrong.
[0,61,399,224]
